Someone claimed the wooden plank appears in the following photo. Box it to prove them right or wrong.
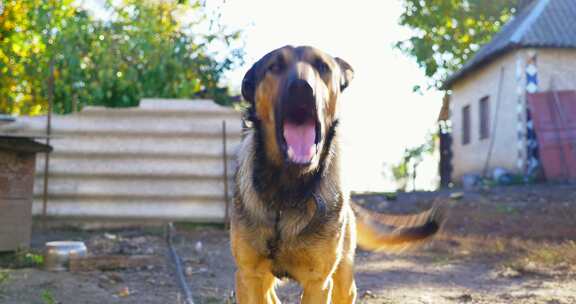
[528,91,576,180]
[69,255,162,272]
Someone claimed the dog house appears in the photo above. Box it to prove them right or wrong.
[0,135,51,251]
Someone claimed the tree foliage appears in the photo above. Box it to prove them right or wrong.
[0,0,243,115]
[397,0,520,89]
[391,133,436,191]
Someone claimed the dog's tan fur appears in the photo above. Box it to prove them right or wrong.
[231,46,444,304]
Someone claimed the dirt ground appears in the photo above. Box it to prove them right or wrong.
[1,184,575,304]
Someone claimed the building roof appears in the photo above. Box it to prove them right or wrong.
[0,136,52,153]
[444,0,576,89]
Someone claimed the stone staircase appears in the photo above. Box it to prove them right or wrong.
[0,99,242,222]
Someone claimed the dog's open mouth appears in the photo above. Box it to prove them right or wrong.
[280,103,321,165]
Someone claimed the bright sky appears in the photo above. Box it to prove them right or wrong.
[216,0,443,191]
[83,0,443,192]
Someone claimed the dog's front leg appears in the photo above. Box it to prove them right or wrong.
[231,223,279,304]
[293,240,340,304]
[236,269,279,304]
[301,277,334,304]
[331,256,357,304]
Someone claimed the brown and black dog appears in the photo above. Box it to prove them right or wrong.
[231,45,445,304]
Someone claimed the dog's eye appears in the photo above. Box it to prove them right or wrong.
[314,59,329,74]
[268,62,284,74]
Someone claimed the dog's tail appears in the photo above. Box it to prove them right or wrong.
[352,200,447,253]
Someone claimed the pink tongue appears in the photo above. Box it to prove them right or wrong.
[283,122,316,163]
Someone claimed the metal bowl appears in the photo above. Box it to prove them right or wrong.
[44,241,87,271]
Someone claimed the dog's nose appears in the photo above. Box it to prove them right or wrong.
[286,79,314,107]
[283,78,316,125]
[288,79,313,99]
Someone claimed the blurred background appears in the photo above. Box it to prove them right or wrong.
[0,0,491,193]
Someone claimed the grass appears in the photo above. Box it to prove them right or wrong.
[352,191,398,201]
[203,296,225,304]
[435,233,576,276]
[0,271,9,285]
[0,270,10,300]
[175,222,226,231]
[493,239,576,275]
[432,234,521,259]
[516,241,576,270]
[0,249,44,269]
[41,289,57,304]
[493,204,519,215]
[430,254,453,265]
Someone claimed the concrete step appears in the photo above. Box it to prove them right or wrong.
[36,153,235,177]
[33,174,233,198]
[44,136,240,157]
[32,198,225,221]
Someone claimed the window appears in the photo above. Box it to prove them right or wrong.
[462,105,471,145]
[479,96,490,140]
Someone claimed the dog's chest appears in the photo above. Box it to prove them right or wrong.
[245,206,319,254]
[269,212,346,280]
[259,208,313,252]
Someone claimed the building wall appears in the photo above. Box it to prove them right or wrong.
[0,150,35,251]
[449,48,576,183]
[537,49,576,91]
[450,51,520,182]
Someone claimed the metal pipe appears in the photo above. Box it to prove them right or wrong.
[222,120,230,228]
[42,59,55,221]
[166,223,195,304]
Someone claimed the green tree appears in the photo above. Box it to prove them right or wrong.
[0,0,75,115]
[0,0,243,115]
[391,133,436,191]
[396,0,520,89]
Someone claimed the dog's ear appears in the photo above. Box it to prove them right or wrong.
[241,64,257,103]
[335,57,354,91]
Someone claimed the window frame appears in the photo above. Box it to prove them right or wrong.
[462,104,471,145]
[479,96,490,140]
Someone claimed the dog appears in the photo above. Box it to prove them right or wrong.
[231,45,445,304]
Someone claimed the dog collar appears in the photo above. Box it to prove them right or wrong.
[311,192,328,217]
